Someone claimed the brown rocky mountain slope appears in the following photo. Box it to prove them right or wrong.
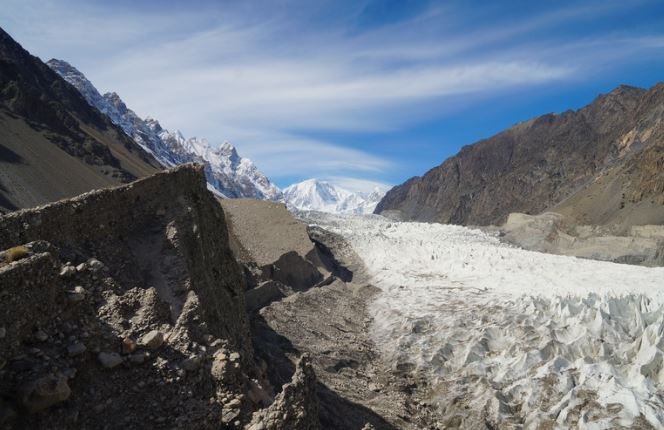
[0,27,160,213]
[376,83,664,227]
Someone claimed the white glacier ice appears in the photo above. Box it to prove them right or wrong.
[309,213,664,428]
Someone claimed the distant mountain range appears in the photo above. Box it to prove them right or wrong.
[46,59,383,213]
[376,83,664,228]
[12,22,660,227]
[47,59,281,200]
[283,179,385,214]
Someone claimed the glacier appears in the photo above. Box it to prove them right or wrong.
[306,212,664,429]
[47,59,281,200]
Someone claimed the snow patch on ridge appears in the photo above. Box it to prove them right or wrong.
[308,213,664,428]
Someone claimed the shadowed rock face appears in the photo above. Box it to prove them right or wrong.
[0,165,250,354]
[0,165,320,430]
[376,83,664,227]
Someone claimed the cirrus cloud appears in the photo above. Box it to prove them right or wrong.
[2,0,663,188]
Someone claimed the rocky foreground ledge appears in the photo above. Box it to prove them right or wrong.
[0,165,319,429]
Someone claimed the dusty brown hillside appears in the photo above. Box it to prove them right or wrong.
[376,84,664,227]
[0,27,160,213]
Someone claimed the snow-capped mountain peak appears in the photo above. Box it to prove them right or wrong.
[48,58,281,200]
[283,179,386,214]
[104,91,123,105]
[47,59,108,113]
[182,137,210,158]
[217,141,237,156]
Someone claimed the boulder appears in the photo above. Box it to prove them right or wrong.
[59,265,76,278]
[98,352,123,369]
[66,286,86,303]
[140,330,164,350]
[19,375,71,413]
[121,337,137,355]
[87,258,104,271]
[67,342,86,357]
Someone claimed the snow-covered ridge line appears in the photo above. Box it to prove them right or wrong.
[283,178,385,214]
[47,59,281,200]
[307,212,664,428]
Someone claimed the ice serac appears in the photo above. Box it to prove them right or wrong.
[376,83,664,227]
[46,59,281,200]
[283,179,385,214]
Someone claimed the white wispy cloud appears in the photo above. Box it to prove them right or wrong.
[324,176,392,193]
[1,0,662,187]
[216,129,392,179]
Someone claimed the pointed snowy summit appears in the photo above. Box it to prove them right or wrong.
[283,179,386,214]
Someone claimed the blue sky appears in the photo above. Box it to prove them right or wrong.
[3,0,664,191]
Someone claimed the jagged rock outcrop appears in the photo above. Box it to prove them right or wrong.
[0,165,318,429]
[246,355,320,430]
[220,199,375,316]
[376,83,664,227]
[306,225,367,284]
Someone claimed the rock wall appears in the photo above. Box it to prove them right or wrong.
[0,165,320,429]
[0,243,61,363]
[0,164,250,356]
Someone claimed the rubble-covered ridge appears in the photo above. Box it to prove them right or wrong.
[0,164,319,429]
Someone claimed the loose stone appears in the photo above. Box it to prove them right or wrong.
[67,342,86,357]
[140,330,164,350]
[98,352,123,369]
